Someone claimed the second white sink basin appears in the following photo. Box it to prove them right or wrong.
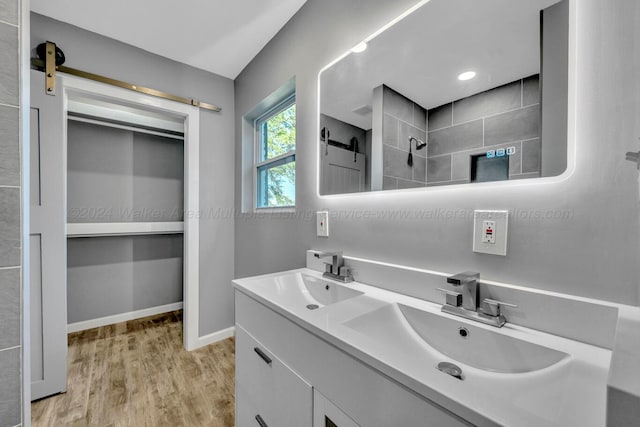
[266,272,364,309]
[343,303,569,374]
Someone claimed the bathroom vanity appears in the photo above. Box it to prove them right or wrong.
[233,253,613,427]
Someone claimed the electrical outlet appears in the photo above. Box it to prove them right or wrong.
[473,210,508,256]
[481,220,496,244]
[317,211,329,237]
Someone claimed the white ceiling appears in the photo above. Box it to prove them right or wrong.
[31,0,308,79]
[321,0,561,130]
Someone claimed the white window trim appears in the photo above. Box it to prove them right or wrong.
[253,94,296,211]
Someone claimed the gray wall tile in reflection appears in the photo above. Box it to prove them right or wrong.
[451,152,472,182]
[0,187,20,267]
[383,114,398,147]
[0,0,18,25]
[511,172,541,180]
[427,119,483,156]
[413,103,427,131]
[383,175,397,190]
[412,155,426,182]
[397,178,424,189]
[427,155,452,183]
[383,85,413,123]
[427,103,452,131]
[453,81,522,124]
[383,145,412,181]
[0,105,19,186]
[507,141,523,176]
[0,23,18,106]
[484,105,540,146]
[0,347,21,426]
[427,179,468,187]
[522,138,542,173]
[0,268,19,349]
[523,75,540,106]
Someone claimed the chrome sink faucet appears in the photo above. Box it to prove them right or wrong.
[446,271,480,311]
[314,251,353,283]
[438,271,517,327]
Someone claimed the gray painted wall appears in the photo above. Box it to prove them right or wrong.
[67,235,183,323]
[234,0,640,306]
[67,121,184,223]
[0,0,23,425]
[31,13,236,337]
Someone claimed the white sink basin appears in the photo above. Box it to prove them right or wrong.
[343,303,569,374]
[259,272,364,310]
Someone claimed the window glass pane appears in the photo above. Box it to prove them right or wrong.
[257,158,296,208]
[261,104,296,161]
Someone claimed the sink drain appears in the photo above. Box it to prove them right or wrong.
[437,362,464,380]
[306,304,319,310]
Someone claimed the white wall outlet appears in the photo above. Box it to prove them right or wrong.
[317,211,329,237]
[473,210,508,256]
[481,220,496,243]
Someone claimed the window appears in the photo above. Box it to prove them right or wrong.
[255,95,296,209]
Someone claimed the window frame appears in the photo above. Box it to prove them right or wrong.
[253,94,296,211]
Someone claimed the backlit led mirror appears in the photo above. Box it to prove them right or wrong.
[319,0,569,195]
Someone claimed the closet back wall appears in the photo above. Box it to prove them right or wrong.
[66,120,184,324]
[32,13,236,338]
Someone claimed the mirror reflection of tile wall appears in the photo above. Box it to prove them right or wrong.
[381,76,541,190]
[381,85,428,190]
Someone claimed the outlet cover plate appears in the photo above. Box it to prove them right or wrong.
[473,210,508,256]
[317,211,329,237]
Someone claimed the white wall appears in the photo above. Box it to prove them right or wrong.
[31,13,236,337]
[234,0,640,306]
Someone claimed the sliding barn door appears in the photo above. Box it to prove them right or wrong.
[30,70,67,400]
[321,145,366,195]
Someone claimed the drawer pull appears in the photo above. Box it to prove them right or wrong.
[255,414,268,427]
[254,347,272,366]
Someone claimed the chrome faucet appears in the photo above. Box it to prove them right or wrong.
[446,271,480,311]
[438,271,517,327]
[314,251,353,283]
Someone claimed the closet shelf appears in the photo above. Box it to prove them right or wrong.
[66,222,184,238]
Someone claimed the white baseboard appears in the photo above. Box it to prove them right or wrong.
[67,302,184,333]
[191,326,236,349]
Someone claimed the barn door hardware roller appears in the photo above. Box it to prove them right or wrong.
[32,41,222,112]
[626,150,640,169]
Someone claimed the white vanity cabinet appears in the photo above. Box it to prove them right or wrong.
[235,290,472,427]
[235,326,313,427]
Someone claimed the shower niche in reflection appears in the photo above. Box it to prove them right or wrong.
[319,0,569,195]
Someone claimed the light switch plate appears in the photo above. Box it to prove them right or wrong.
[317,211,329,237]
[473,210,508,256]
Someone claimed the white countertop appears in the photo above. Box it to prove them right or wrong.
[233,268,611,427]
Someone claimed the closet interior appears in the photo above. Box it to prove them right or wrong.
[65,97,186,330]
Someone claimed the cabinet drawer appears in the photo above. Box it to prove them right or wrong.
[235,325,313,427]
[236,386,272,427]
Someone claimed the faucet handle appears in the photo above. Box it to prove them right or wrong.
[481,298,517,317]
[437,288,463,307]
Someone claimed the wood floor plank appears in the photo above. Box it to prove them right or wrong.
[31,311,236,427]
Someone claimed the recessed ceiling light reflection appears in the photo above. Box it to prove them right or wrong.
[351,42,368,53]
[458,71,476,81]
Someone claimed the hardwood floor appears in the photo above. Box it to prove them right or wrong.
[31,311,236,427]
